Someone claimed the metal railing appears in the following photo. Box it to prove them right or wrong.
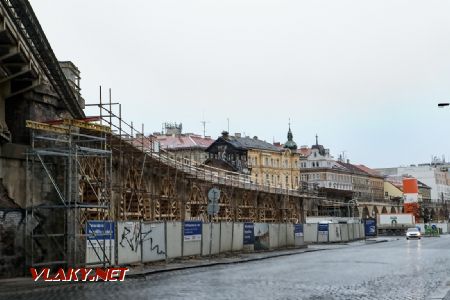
[88,99,318,198]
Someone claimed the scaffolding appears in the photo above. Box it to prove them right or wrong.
[25,118,112,268]
[87,96,320,224]
[23,91,322,270]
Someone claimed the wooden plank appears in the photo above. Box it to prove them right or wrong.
[26,120,69,134]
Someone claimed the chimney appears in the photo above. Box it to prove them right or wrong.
[347,159,350,164]
[221,131,230,140]
[235,133,241,138]
[253,136,258,140]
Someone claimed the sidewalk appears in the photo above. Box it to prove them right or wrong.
[0,238,389,294]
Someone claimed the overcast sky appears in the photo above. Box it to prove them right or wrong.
[31,0,450,168]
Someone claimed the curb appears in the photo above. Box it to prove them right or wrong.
[127,248,330,278]
[128,239,391,278]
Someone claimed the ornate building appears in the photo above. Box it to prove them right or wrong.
[205,128,301,189]
[299,136,387,217]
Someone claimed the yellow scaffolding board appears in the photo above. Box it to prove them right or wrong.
[26,120,69,134]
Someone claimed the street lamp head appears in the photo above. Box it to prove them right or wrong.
[438,103,449,107]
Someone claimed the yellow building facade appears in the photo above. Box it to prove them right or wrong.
[248,148,300,189]
[384,181,403,201]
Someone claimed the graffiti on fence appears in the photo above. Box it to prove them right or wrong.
[119,222,140,252]
[141,226,165,255]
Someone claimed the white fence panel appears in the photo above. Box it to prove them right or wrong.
[279,223,287,248]
[141,222,166,262]
[202,223,220,255]
[220,222,233,252]
[341,224,349,242]
[348,224,355,241]
[117,221,141,265]
[304,223,318,243]
[287,223,295,247]
[232,223,244,251]
[269,224,280,249]
[329,224,341,242]
[166,222,182,259]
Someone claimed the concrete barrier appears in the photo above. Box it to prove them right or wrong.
[232,223,244,251]
[202,223,220,255]
[117,221,141,265]
[329,224,341,242]
[141,222,166,262]
[220,222,233,252]
[166,222,182,259]
[304,223,318,243]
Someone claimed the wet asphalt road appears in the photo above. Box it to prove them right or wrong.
[5,236,450,300]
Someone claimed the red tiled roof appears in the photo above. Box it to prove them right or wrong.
[298,147,311,157]
[354,164,382,177]
[154,134,214,150]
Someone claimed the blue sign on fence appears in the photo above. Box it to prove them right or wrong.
[364,219,377,237]
[243,222,255,245]
[294,224,304,237]
[184,221,202,242]
[318,223,329,235]
[86,220,115,248]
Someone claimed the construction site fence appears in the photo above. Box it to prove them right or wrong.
[303,223,366,243]
[414,223,449,235]
[85,220,368,267]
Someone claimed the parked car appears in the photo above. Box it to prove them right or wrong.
[406,227,421,240]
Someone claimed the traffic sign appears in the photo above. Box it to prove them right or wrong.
[208,188,220,202]
[207,188,220,215]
